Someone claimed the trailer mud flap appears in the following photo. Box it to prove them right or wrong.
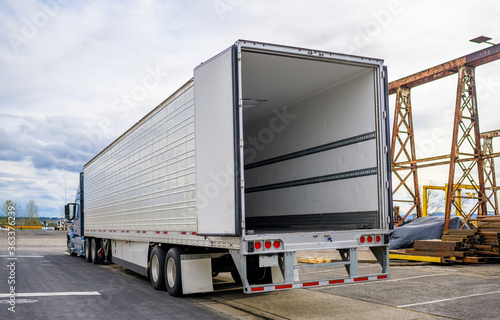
[180,255,214,295]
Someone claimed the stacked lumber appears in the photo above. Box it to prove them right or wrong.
[475,216,500,256]
[389,216,500,264]
[404,239,479,263]
[440,229,486,263]
[442,229,479,244]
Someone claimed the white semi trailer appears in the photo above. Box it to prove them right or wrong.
[66,40,393,296]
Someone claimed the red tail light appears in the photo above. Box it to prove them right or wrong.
[255,242,262,250]
[265,241,272,249]
[273,240,281,249]
[360,234,383,245]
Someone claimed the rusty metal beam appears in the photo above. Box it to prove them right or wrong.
[392,152,500,171]
[482,136,499,215]
[444,66,486,233]
[391,87,422,225]
[480,129,500,139]
[389,43,500,95]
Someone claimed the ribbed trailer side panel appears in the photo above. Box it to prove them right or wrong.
[85,84,197,235]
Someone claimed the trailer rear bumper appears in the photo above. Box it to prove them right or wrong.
[247,273,389,293]
[231,243,390,294]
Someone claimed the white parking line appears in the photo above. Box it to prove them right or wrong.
[0,255,44,258]
[0,291,101,298]
[398,290,500,308]
[384,273,453,282]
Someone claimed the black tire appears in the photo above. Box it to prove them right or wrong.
[85,238,92,263]
[149,246,167,290]
[67,238,77,256]
[164,247,183,297]
[91,238,103,264]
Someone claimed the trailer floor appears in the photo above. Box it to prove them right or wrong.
[1,231,499,320]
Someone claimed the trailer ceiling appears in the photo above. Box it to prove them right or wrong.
[241,51,372,123]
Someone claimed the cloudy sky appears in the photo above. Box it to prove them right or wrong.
[1,0,499,217]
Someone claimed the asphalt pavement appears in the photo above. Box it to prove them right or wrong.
[0,251,234,320]
[0,230,234,320]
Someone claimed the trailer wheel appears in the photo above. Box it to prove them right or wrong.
[85,238,92,263]
[149,246,166,290]
[67,238,77,256]
[91,238,103,264]
[165,247,183,297]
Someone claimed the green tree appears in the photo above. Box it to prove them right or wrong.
[15,201,24,226]
[25,200,41,226]
[1,200,16,226]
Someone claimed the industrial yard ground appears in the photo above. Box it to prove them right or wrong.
[1,230,499,320]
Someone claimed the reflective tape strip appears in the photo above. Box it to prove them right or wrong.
[87,230,193,235]
[303,281,319,287]
[275,284,293,290]
[354,277,369,282]
[329,279,345,284]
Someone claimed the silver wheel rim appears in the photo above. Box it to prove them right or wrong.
[91,240,95,261]
[151,255,159,282]
[167,257,176,287]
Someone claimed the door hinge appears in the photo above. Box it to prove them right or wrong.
[240,139,244,148]
[383,110,387,119]
[238,52,242,61]
[241,180,245,188]
[381,69,385,79]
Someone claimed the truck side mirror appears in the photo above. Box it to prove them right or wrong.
[65,203,76,220]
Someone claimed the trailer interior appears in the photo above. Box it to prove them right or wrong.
[240,49,383,233]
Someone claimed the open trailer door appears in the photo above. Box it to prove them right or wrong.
[194,46,241,236]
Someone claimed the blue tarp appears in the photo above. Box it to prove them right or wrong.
[389,216,464,250]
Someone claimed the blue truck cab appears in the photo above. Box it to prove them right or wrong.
[65,172,85,257]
